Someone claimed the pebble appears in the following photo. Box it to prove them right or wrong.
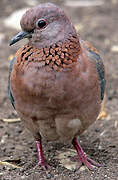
[21,175,25,179]
[0,135,8,144]
[111,45,118,52]
[20,168,25,173]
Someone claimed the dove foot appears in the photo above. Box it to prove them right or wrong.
[72,137,103,171]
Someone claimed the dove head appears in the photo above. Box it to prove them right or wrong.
[10,3,77,48]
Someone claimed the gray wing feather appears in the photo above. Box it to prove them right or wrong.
[88,50,106,101]
[8,57,16,109]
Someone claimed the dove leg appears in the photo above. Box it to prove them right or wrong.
[36,138,48,170]
[72,137,103,171]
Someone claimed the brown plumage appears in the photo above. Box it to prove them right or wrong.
[9,3,106,170]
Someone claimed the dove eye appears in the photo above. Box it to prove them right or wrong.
[36,19,48,29]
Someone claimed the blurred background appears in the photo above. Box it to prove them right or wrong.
[0,0,118,179]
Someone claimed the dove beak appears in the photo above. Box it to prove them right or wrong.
[9,31,32,46]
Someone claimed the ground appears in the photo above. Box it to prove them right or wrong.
[0,0,118,179]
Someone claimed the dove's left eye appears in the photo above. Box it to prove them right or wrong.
[36,19,48,29]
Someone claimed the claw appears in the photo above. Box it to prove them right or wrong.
[72,137,103,171]
[87,157,104,167]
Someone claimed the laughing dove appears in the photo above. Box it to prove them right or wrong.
[9,3,106,170]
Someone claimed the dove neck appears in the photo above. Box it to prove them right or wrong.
[20,34,81,71]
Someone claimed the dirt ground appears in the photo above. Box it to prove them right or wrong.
[0,0,118,179]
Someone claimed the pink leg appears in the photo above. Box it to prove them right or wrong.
[72,137,103,171]
[36,139,48,170]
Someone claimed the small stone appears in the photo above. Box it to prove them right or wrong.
[21,175,25,179]
[111,45,118,52]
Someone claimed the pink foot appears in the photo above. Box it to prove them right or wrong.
[72,137,103,171]
[36,139,49,170]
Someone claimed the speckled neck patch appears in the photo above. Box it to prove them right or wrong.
[17,34,81,71]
